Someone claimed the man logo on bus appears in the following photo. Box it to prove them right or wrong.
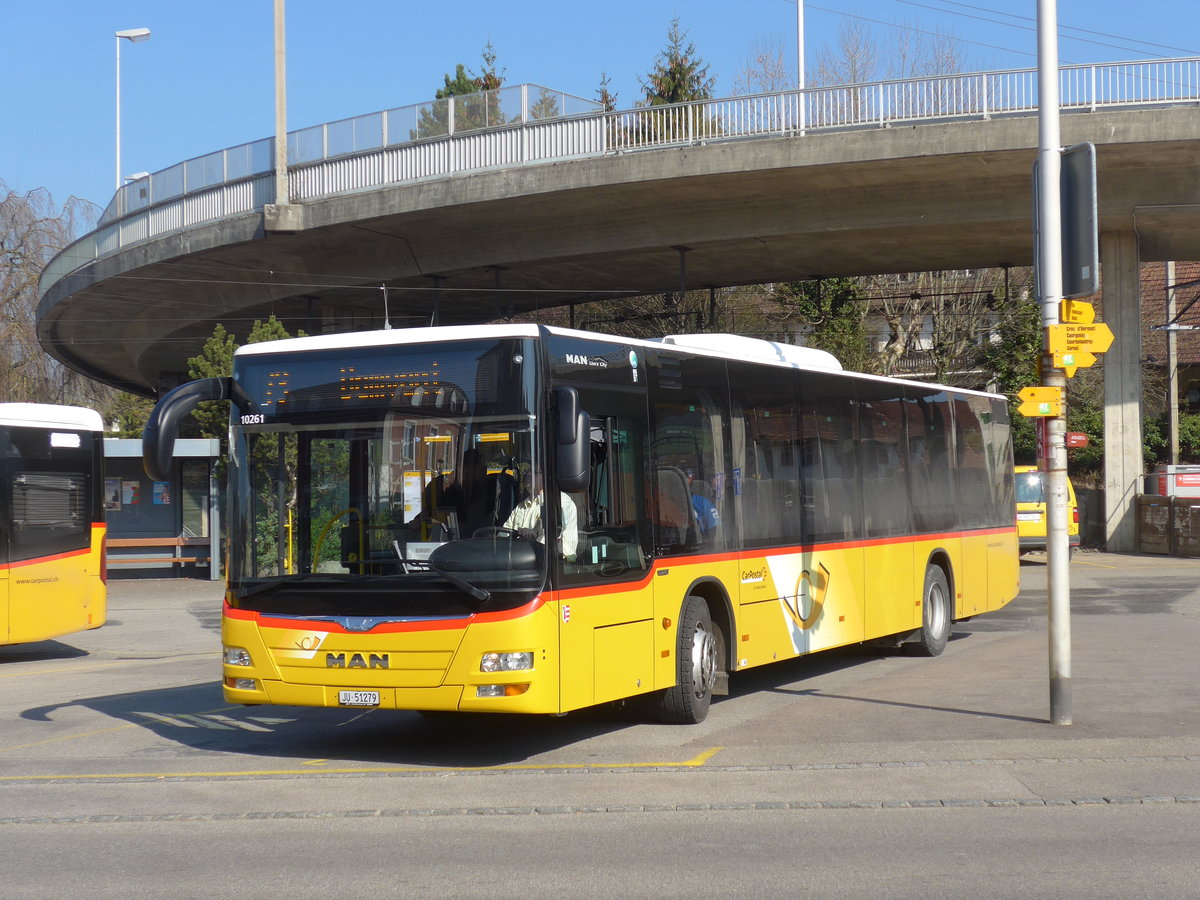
[326,652,390,669]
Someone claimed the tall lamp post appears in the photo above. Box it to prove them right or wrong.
[115,27,152,192]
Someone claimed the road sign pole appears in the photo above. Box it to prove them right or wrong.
[1037,0,1072,726]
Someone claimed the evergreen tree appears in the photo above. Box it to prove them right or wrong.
[413,42,507,138]
[640,17,716,106]
[776,278,871,371]
[186,316,302,449]
[595,72,618,112]
[977,280,1041,464]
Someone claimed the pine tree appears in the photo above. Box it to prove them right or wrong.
[413,43,507,138]
[186,316,302,449]
[640,18,716,106]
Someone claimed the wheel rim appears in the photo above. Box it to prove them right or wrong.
[926,578,947,638]
[690,620,717,697]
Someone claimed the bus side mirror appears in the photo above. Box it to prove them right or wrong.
[143,377,235,482]
[554,386,590,494]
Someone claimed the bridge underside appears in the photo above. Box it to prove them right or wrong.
[38,106,1200,396]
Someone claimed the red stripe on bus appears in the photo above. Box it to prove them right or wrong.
[557,525,1016,599]
[0,545,96,571]
[222,524,1015,625]
[223,597,547,634]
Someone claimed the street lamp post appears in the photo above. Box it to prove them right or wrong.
[115,27,152,192]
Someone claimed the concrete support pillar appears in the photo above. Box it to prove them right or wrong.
[1100,230,1142,551]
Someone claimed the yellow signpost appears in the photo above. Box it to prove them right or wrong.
[1046,320,1113,372]
[1018,385,1065,417]
[1059,298,1096,324]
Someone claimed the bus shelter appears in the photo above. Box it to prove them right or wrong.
[103,438,221,580]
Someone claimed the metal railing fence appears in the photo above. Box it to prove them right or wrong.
[40,58,1200,299]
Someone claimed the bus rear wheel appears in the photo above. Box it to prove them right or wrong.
[658,596,717,724]
[910,564,951,657]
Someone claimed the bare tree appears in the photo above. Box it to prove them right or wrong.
[733,37,792,95]
[0,180,111,407]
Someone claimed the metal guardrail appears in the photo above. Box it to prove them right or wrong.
[39,58,1200,299]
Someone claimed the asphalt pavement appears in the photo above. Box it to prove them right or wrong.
[2,551,1197,814]
[2,552,1199,898]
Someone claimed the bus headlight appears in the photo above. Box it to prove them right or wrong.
[477,684,531,698]
[224,647,252,667]
[480,651,534,673]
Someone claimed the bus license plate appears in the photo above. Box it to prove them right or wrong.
[1017,512,1042,522]
[338,690,380,707]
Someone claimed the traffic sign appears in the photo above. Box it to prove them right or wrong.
[1018,385,1064,417]
[1066,432,1089,448]
[1051,348,1096,370]
[1060,299,1095,324]
[1047,322,1114,355]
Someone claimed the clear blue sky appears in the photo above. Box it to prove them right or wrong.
[2,0,1195,217]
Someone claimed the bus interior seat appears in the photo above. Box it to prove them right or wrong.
[655,466,698,549]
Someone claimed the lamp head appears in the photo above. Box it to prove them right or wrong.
[116,28,151,42]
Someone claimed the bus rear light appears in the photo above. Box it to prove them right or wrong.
[224,646,252,667]
[1073,507,1079,524]
[477,683,530,698]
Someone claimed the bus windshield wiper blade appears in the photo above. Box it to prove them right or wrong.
[233,574,343,601]
[425,561,492,607]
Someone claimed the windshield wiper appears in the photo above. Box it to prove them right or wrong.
[428,561,492,607]
[391,540,491,607]
[232,574,346,602]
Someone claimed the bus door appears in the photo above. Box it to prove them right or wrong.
[555,386,651,710]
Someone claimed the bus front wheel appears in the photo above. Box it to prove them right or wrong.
[658,596,717,724]
[910,564,951,657]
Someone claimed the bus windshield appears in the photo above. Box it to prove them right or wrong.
[227,337,545,618]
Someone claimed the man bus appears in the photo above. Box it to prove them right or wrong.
[144,325,1017,723]
[1,403,106,645]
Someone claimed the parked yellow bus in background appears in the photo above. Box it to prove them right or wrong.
[145,325,1018,723]
[1,404,106,645]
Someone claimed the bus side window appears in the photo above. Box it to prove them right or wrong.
[561,408,649,584]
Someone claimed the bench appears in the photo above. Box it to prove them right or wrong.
[107,536,212,567]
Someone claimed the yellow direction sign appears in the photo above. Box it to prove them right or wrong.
[1060,299,1096,324]
[1051,348,1096,370]
[1048,322,1115,355]
[1017,385,1064,417]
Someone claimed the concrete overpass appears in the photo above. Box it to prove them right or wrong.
[36,59,1200,549]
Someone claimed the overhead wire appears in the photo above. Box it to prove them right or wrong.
[799,0,1199,64]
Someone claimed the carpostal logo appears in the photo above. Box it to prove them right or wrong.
[740,568,766,584]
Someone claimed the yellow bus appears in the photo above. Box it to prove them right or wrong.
[1,403,107,645]
[145,325,1018,723]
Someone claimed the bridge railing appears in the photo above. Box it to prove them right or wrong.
[40,58,1200,300]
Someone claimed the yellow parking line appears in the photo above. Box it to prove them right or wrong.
[0,746,725,782]
[0,661,128,679]
[0,652,216,679]
[0,723,138,752]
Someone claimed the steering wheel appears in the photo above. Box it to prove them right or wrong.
[472,526,520,539]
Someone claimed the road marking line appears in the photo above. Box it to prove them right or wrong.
[0,652,216,679]
[0,747,726,783]
[0,723,138,753]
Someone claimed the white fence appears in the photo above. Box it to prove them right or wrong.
[40,58,1200,299]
